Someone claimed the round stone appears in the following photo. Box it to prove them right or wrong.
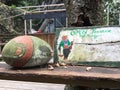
[2,35,52,68]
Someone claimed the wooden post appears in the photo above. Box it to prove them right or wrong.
[107,5,109,26]
[0,37,2,54]
[24,12,27,35]
[30,19,32,33]
[119,14,120,25]
[0,40,1,54]
[66,17,68,27]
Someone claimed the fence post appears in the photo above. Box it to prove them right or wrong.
[119,13,120,25]
[24,12,27,35]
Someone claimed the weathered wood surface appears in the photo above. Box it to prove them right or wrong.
[0,62,120,88]
[0,43,6,46]
[29,33,55,49]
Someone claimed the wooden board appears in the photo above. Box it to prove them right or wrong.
[55,26,120,67]
[24,11,66,19]
[30,33,55,50]
[0,62,120,88]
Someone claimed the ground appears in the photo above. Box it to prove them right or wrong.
[0,80,65,90]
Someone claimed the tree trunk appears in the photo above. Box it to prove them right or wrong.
[64,0,104,26]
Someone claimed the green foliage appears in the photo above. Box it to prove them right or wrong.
[104,0,120,25]
[11,4,16,9]
[5,0,41,6]
[3,0,119,25]
[18,0,39,6]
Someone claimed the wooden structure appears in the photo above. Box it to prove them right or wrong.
[0,62,120,89]
[29,33,55,49]
[55,26,120,68]
[17,3,67,34]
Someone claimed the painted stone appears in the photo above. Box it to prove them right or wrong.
[2,35,52,68]
[56,26,120,67]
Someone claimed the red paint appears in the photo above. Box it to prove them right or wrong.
[12,35,34,67]
[37,29,41,33]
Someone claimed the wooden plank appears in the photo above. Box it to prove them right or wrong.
[0,37,3,54]
[0,43,6,53]
[17,3,65,9]
[0,43,6,46]
[56,26,120,67]
[24,11,66,19]
[0,54,2,58]
[27,9,66,14]
[0,62,120,88]
[30,33,55,49]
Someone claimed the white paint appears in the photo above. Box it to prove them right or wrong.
[57,27,120,62]
[58,27,120,44]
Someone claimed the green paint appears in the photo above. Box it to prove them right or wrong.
[56,26,120,67]
[70,28,111,39]
[77,61,120,68]
[24,36,52,67]
[2,40,26,65]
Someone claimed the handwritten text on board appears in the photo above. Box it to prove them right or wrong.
[70,29,111,39]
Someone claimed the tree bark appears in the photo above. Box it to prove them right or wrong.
[64,0,104,26]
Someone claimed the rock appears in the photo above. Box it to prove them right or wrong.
[48,65,54,70]
[86,67,92,71]
[0,2,24,34]
[2,35,52,68]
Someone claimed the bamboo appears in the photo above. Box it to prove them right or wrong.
[24,12,27,35]
[17,3,65,9]
[26,9,66,14]
[30,19,32,33]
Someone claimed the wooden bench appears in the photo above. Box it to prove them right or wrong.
[0,62,119,89]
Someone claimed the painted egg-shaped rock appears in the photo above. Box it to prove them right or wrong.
[2,35,52,68]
